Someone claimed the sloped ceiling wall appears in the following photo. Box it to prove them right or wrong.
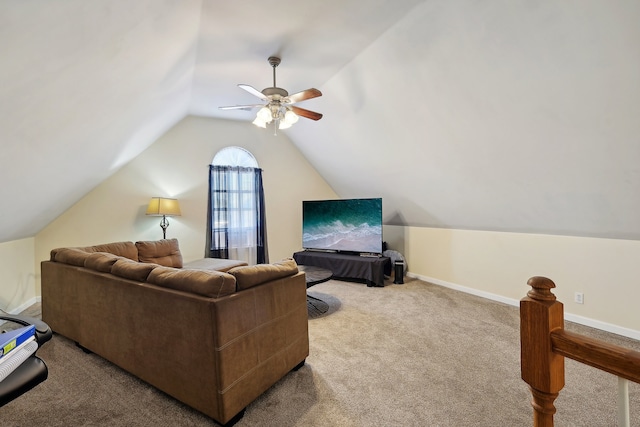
[290,1,640,239]
[1,0,639,243]
[0,0,201,242]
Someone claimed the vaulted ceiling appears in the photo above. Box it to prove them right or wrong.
[1,0,639,243]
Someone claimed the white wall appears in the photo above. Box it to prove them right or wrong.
[384,225,640,338]
[0,238,37,313]
[34,115,337,293]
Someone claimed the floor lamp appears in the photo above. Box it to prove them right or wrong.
[145,197,181,239]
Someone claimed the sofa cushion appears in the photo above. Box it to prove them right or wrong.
[147,267,236,298]
[87,241,138,261]
[136,239,183,268]
[227,258,299,291]
[84,252,122,272]
[53,248,92,266]
[51,242,138,262]
[111,258,159,282]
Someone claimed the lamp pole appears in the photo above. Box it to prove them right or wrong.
[160,215,169,239]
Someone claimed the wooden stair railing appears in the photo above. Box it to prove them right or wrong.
[520,276,640,427]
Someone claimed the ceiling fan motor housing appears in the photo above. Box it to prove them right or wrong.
[262,87,288,99]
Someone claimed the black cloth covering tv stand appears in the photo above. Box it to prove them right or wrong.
[293,251,391,287]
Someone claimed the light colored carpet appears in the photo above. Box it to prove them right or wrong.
[3,277,639,426]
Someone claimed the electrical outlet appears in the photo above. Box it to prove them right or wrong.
[574,292,584,304]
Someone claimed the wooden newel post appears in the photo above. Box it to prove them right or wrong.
[520,276,565,427]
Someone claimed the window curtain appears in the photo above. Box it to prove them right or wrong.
[205,165,268,265]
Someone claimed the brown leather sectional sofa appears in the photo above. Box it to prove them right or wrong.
[41,239,309,425]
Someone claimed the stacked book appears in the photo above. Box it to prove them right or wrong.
[0,324,37,383]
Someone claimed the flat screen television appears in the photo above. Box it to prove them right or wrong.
[302,198,383,254]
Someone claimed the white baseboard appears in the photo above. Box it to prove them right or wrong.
[407,272,640,341]
[3,296,41,315]
[562,313,640,341]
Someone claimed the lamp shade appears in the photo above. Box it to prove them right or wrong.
[145,197,181,217]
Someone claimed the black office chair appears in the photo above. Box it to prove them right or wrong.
[0,311,52,407]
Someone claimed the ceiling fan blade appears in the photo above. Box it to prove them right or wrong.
[238,84,268,100]
[219,104,263,111]
[291,106,323,121]
[287,88,322,104]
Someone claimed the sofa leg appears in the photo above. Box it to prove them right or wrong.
[222,408,245,427]
[292,359,306,371]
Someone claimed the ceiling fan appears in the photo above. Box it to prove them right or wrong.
[219,56,323,131]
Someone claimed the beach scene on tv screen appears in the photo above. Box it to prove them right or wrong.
[303,198,382,254]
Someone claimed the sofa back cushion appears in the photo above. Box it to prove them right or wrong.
[111,258,159,282]
[147,267,236,298]
[227,258,299,291]
[53,248,92,266]
[136,239,183,268]
[88,241,138,260]
[51,241,138,262]
[84,252,122,272]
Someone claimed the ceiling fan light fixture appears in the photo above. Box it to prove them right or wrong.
[252,117,267,128]
[284,110,299,124]
[257,106,272,123]
[278,120,292,130]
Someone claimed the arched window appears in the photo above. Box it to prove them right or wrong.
[205,147,267,265]
[212,146,259,168]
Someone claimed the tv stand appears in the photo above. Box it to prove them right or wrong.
[293,251,391,287]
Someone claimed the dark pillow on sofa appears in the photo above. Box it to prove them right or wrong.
[227,258,299,291]
[111,258,159,282]
[53,248,91,266]
[136,239,183,268]
[147,267,236,298]
[84,252,122,272]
